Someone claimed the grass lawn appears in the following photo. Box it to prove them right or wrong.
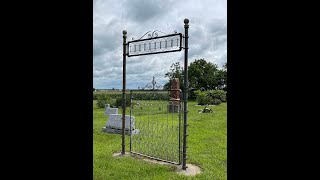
[93,100,227,179]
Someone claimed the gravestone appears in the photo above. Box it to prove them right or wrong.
[168,78,180,113]
[104,106,118,116]
[102,114,139,135]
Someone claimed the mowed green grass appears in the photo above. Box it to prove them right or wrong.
[93,100,227,180]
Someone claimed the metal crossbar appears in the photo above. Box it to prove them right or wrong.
[126,33,182,57]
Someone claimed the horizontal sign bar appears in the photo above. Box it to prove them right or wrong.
[127,33,182,57]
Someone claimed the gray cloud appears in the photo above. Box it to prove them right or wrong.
[94,0,227,89]
[123,0,174,22]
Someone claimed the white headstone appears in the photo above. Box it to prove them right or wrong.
[105,114,135,130]
[104,107,118,116]
[102,114,138,134]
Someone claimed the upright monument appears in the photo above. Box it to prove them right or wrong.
[168,78,180,113]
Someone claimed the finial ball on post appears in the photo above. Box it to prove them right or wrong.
[123,30,127,34]
[184,19,189,24]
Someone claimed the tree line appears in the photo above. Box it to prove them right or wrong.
[163,59,227,92]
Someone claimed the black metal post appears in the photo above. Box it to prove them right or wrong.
[179,90,182,164]
[129,90,132,152]
[122,30,127,155]
[182,18,189,170]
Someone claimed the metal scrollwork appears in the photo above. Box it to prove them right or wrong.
[131,30,178,41]
[152,31,158,38]
[139,30,168,40]
[138,31,152,40]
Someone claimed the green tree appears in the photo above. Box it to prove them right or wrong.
[222,62,227,90]
[163,60,227,92]
[216,62,227,90]
[188,59,219,90]
[162,82,171,90]
[163,62,184,90]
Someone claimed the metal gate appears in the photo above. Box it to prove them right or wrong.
[121,19,189,169]
[129,90,183,164]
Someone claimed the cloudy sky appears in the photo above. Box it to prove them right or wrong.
[93,0,227,89]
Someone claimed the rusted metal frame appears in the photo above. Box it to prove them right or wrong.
[128,33,182,43]
[127,49,182,57]
[122,30,127,155]
[122,19,189,168]
[182,18,189,170]
[126,33,182,57]
[130,90,133,152]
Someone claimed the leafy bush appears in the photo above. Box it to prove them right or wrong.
[112,97,131,108]
[93,93,122,101]
[195,90,226,105]
[93,92,169,101]
[94,91,173,108]
[208,90,226,102]
[93,93,98,100]
[131,92,169,100]
[188,89,197,100]
[96,94,111,108]
[195,90,212,105]
[211,98,222,105]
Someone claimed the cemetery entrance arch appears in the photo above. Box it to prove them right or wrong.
[121,19,189,169]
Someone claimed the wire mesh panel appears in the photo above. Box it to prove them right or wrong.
[130,90,183,164]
